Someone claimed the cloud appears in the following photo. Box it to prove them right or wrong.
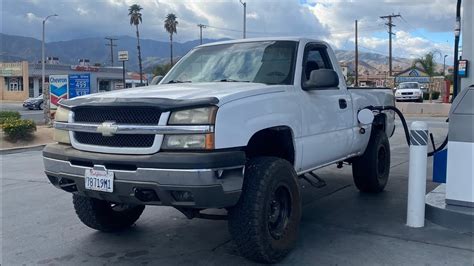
[1,0,455,60]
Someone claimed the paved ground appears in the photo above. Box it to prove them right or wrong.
[1,102,45,124]
[1,116,473,265]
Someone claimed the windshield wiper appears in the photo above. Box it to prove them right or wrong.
[167,80,192,84]
[218,79,250,83]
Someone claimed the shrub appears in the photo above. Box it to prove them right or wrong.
[423,91,441,100]
[0,111,21,125]
[423,92,429,100]
[2,119,36,141]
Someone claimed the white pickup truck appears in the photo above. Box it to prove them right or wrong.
[44,37,395,263]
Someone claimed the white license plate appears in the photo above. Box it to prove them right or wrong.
[85,169,114,193]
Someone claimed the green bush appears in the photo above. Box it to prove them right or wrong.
[423,91,441,100]
[2,119,36,141]
[0,111,21,125]
[423,92,429,100]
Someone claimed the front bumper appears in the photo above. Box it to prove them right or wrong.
[395,95,422,101]
[43,144,246,208]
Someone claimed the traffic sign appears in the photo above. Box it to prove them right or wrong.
[118,51,129,61]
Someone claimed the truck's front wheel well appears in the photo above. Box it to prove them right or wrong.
[245,126,295,165]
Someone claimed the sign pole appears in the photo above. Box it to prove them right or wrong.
[118,50,128,89]
[122,61,126,89]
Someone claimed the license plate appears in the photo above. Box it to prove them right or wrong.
[85,169,114,193]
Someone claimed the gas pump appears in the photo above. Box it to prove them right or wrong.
[425,0,473,232]
[445,87,474,207]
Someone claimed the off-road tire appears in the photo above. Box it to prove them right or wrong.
[352,130,391,193]
[72,194,145,232]
[228,157,301,263]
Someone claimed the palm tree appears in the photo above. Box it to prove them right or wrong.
[129,4,144,85]
[413,52,436,102]
[164,13,178,65]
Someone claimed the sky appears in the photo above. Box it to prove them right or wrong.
[1,0,459,62]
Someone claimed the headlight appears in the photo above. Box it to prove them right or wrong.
[168,107,217,125]
[161,134,214,150]
[53,106,71,144]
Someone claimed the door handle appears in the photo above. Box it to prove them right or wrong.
[339,99,347,109]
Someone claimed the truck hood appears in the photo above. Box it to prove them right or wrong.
[80,82,286,105]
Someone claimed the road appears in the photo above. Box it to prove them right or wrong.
[1,102,45,124]
[1,117,472,265]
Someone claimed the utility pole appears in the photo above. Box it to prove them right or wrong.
[453,0,462,99]
[380,13,401,77]
[105,37,118,67]
[239,0,246,38]
[355,19,359,86]
[197,24,207,45]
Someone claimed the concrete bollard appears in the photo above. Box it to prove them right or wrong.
[407,121,429,228]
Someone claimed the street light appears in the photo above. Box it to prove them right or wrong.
[42,14,58,124]
[239,0,246,39]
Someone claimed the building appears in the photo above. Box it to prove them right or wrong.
[393,67,445,91]
[0,62,30,101]
[0,60,133,101]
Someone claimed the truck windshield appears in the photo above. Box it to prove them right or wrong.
[399,83,418,89]
[162,41,298,85]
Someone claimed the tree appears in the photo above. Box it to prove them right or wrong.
[129,4,144,85]
[164,13,178,65]
[413,52,436,102]
[152,63,173,77]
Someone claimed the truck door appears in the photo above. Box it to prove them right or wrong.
[299,43,354,170]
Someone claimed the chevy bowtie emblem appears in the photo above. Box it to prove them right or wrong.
[97,121,118,137]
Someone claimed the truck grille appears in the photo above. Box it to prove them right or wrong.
[73,106,161,148]
[74,132,155,148]
[401,92,413,95]
[74,106,161,125]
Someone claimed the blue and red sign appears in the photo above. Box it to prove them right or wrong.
[69,74,91,98]
[49,75,68,110]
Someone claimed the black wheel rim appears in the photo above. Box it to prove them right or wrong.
[268,185,291,240]
[377,146,387,177]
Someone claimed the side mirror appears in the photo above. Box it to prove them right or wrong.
[303,69,339,90]
[151,75,163,85]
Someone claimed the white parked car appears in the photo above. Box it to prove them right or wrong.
[43,37,395,263]
[395,82,424,102]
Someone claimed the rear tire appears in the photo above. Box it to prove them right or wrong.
[352,130,390,193]
[38,102,44,110]
[72,194,145,232]
[228,157,301,263]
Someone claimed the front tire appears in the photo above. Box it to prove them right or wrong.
[352,130,391,193]
[228,157,301,263]
[72,194,145,232]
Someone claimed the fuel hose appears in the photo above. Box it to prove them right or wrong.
[365,105,448,157]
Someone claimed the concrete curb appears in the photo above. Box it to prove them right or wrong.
[0,143,51,155]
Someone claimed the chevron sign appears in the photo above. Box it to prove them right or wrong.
[49,75,68,111]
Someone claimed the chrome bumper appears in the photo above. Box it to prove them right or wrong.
[43,156,244,208]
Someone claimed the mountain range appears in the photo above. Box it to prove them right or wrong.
[1,33,415,74]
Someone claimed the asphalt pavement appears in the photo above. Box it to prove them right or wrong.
[1,116,473,265]
[1,102,45,124]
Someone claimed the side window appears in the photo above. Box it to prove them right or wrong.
[302,45,333,81]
